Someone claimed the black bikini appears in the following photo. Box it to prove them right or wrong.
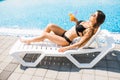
[62,31,72,44]
[76,20,86,36]
[62,20,86,44]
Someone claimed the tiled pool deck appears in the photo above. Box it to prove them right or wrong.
[0,35,120,80]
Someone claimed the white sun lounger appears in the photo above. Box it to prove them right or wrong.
[9,28,115,68]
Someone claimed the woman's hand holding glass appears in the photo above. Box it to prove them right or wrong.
[69,13,78,23]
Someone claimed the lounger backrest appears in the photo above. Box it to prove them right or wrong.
[82,27,101,48]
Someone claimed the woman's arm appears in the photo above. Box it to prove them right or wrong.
[58,28,94,52]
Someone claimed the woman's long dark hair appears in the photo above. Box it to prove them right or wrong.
[95,10,106,27]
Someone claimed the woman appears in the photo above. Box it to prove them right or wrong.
[21,10,106,52]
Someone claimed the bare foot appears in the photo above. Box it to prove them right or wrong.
[20,38,31,45]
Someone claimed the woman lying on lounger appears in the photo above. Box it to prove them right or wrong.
[21,10,106,52]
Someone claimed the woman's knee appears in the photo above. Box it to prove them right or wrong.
[45,23,56,32]
[47,23,56,29]
[41,32,47,39]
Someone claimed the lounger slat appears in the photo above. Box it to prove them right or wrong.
[27,45,33,50]
[14,41,23,50]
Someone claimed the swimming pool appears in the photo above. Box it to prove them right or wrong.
[0,0,120,33]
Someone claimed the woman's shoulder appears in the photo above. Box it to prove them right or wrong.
[83,27,95,35]
[86,26,100,35]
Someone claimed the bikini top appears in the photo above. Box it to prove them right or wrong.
[76,20,86,36]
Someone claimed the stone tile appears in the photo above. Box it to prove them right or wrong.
[78,69,84,74]
[0,55,6,61]
[69,72,82,80]
[4,63,18,72]
[3,56,13,63]
[24,68,36,75]
[44,77,55,80]
[1,44,9,50]
[45,69,58,79]
[95,76,108,80]
[82,73,94,80]
[82,69,95,74]
[95,69,108,77]
[56,71,70,80]
[1,49,10,56]
[108,69,120,79]
[0,62,9,70]
[0,69,2,73]
[11,59,19,64]
[45,65,59,79]
[56,65,71,80]
[109,77,120,80]
[34,68,47,77]
[32,76,43,80]
[7,72,22,80]
[18,74,33,80]
[14,65,25,73]
[0,71,12,80]
[0,49,4,54]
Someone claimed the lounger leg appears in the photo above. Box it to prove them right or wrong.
[66,54,93,68]
[33,54,45,66]
[12,53,27,66]
[66,54,80,68]
[66,50,109,68]
[89,48,108,67]
[12,53,45,67]
[66,36,115,68]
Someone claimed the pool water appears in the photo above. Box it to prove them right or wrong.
[0,0,120,32]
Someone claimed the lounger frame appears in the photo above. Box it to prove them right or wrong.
[9,28,115,68]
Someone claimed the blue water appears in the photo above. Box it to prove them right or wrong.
[0,0,120,32]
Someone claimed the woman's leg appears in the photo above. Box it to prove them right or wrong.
[45,32,69,46]
[21,32,69,46]
[44,23,66,36]
[20,33,46,44]
[21,23,68,46]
